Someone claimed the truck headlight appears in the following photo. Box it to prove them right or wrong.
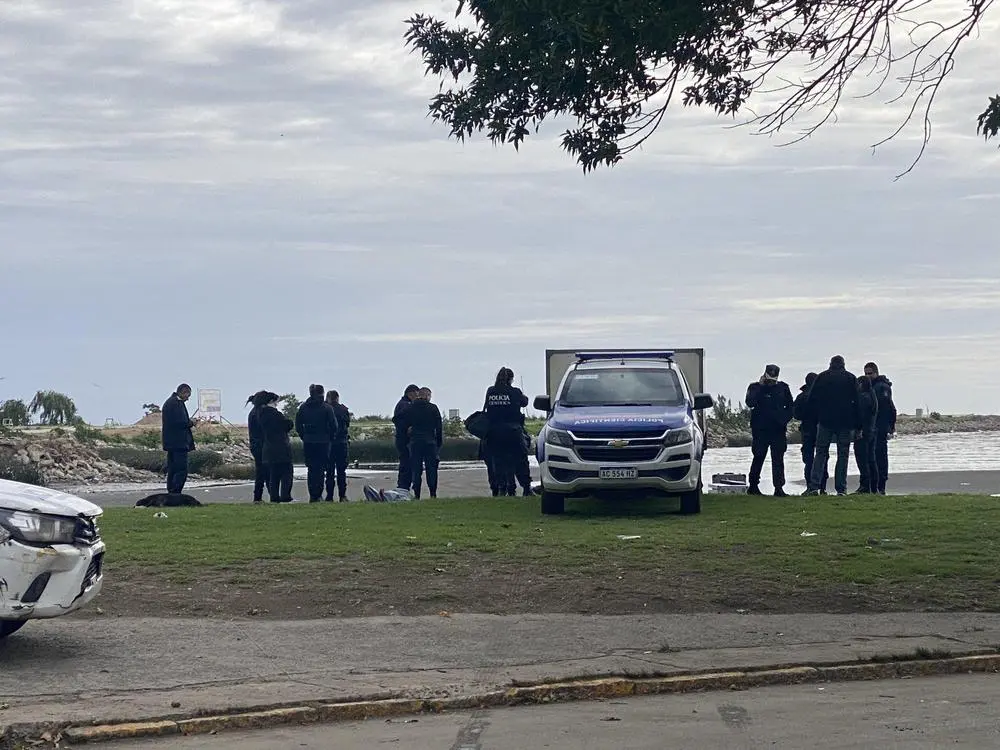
[663,426,693,446]
[545,429,574,448]
[0,509,78,545]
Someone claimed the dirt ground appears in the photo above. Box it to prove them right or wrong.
[76,556,984,621]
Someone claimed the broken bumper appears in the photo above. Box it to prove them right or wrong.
[0,539,105,621]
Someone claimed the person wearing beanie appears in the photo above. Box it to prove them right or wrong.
[745,364,794,496]
[295,384,340,502]
[391,384,421,491]
[793,373,828,494]
[804,355,860,496]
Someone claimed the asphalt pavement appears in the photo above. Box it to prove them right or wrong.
[82,673,1000,749]
[3,612,1000,729]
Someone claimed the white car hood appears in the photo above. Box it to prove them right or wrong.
[0,478,102,517]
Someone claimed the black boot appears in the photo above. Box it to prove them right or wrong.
[748,486,763,496]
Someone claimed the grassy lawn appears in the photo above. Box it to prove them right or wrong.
[102,494,1000,595]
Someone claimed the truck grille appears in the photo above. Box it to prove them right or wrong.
[570,429,664,440]
[576,446,662,463]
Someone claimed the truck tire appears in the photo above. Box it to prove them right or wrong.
[679,483,702,515]
[541,490,565,515]
[0,621,26,639]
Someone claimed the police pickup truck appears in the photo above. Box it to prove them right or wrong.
[532,350,713,515]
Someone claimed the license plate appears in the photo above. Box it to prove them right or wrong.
[599,467,638,480]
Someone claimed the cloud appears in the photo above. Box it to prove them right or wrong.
[1,0,999,422]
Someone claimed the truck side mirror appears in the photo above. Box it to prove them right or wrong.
[533,395,552,412]
[693,393,714,411]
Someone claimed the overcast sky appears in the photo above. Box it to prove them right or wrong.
[1,0,998,424]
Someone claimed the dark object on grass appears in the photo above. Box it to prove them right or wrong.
[135,493,202,508]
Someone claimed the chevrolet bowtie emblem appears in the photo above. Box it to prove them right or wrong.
[607,439,630,448]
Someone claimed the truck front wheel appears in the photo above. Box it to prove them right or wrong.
[541,490,565,515]
[679,484,702,515]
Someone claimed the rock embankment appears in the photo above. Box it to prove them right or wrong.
[0,436,160,485]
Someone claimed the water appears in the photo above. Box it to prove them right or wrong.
[298,432,1000,484]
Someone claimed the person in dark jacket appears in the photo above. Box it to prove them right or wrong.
[161,384,195,495]
[392,384,420,490]
[793,373,828,494]
[246,392,270,503]
[258,392,294,502]
[804,355,860,496]
[853,376,879,493]
[745,364,794,496]
[295,384,339,502]
[325,390,351,502]
[865,362,897,495]
[404,387,443,499]
[484,367,529,496]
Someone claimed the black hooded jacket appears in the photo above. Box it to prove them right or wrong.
[484,384,528,428]
[857,384,879,437]
[808,364,860,431]
[295,396,339,444]
[161,393,195,453]
[794,386,819,435]
[745,380,793,433]
[258,405,294,464]
[392,395,412,447]
[247,405,264,453]
[331,403,351,443]
[871,375,897,432]
[405,400,443,447]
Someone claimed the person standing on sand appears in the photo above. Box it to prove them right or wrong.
[404,387,443,500]
[804,355,860,497]
[793,373,828,494]
[296,384,339,503]
[325,390,351,502]
[865,362,897,495]
[161,383,195,495]
[258,392,295,503]
[246,391,270,503]
[745,365,794,497]
[392,384,420,491]
[853,375,879,493]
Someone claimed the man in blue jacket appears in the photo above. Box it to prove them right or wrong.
[392,384,420,491]
[295,384,339,502]
[865,362,897,494]
[804,356,860,496]
[161,384,195,495]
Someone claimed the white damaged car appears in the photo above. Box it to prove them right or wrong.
[0,479,105,639]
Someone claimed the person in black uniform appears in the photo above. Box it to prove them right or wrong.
[853,375,879,493]
[325,390,351,502]
[484,367,528,497]
[405,387,443,499]
[392,384,420,491]
[161,383,195,495]
[864,362,897,495]
[295,384,339,502]
[793,373,828,494]
[258,392,294,502]
[246,391,270,503]
[745,364,794,496]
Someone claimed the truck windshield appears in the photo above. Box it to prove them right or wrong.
[559,368,686,407]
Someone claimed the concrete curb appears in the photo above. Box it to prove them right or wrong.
[6,653,1000,745]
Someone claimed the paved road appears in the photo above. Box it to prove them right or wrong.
[70,468,999,508]
[4,613,1000,729]
[87,674,1000,749]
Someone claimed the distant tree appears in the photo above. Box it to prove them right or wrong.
[279,394,301,423]
[28,390,79,426]
[142,403,161,416]
[405,0,996,174]
[709,395,751,431]
[0,399,30,426]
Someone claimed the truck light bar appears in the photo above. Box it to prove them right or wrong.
[574,351,675,362]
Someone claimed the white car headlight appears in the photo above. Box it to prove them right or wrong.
[0,509,78,545]
[663,426,694,446]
